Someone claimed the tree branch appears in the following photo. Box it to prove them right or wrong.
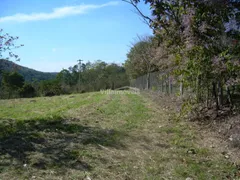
[122,0,153,26]
[123,0,153,22]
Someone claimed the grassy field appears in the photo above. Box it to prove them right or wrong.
[0,92,238,179]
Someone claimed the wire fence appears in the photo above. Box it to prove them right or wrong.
[130,71,183,95]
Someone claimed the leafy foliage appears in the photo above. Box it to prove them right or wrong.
[125,36,158,79]
[1,71,25,98]
[2,71,24,90]
[124,0,240,113]
[56,60,129,93]
[19,83,36,98]
[39,80,62,97]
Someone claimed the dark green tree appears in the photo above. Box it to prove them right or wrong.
[2,71,24,98]
[19,83,36,98]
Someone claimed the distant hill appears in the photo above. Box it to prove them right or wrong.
[0,59,57,82]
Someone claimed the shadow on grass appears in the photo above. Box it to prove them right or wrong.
[0,117,127,173]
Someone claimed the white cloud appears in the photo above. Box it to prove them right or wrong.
[0,1,119,23]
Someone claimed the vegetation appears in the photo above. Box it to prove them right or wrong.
[0,92,238,179]
[0,29,23,61]
[125,36,158,89]
[56,60,129,93]
[0,1,240,179]
[0,59,57,83]
[124,0,240,115]
[0,33,129,99]
[0,60,129,99]
[1,71,24,98]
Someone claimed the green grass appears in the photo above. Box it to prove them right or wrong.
[0,92,105,120]
[0,92,238,179]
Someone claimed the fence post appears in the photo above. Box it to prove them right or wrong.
[161,76,164,92]
[169,76,173,94]
[146,73,150,90]
[165,75,168,94]
[180,74,183,96]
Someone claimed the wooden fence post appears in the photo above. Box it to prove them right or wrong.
[161,77,164,93]
[169,76,173,94]
[180,74,183,96]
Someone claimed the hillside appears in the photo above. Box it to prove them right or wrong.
[0,59,57,82]
[0,92,239,179]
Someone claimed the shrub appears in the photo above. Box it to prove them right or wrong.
[19,83,36,98]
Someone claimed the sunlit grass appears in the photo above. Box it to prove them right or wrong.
[0,92,238,179]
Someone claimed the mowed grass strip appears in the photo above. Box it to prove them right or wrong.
[0,92,238,179]
[0,92,152,179]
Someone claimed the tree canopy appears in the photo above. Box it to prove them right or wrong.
[124,0,240,111]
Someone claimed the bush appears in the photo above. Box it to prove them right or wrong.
[19,83,36,98]
[39,80,62,97]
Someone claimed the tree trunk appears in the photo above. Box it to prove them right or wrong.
[212,82,219,111]
[196,75,200,103]
[217,81,223,108]
[146,72,150,90]
[226,86,233,109]
[206,86,210,108]
[161,77,164,93]
[165,76,168,94]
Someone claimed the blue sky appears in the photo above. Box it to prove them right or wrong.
[0,0,152,72]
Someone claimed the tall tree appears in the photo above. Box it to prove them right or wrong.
[125,36,157,89]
